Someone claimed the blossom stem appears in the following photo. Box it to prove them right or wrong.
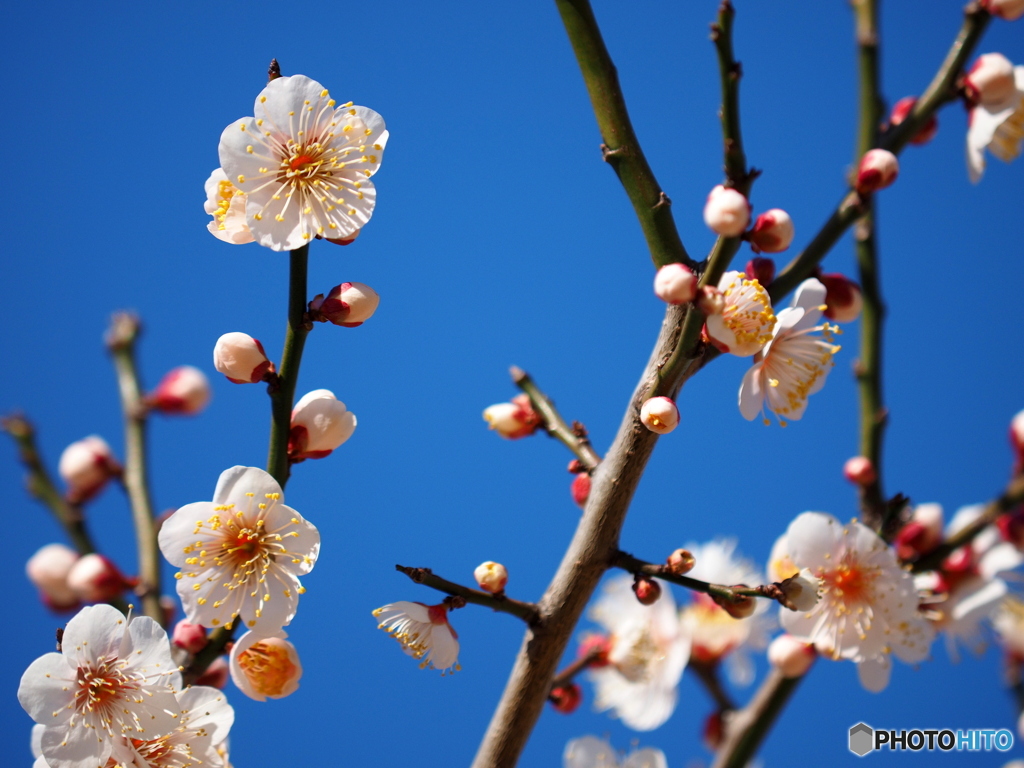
[910,473,1024,573]
[266,245,311,488]
[711,669,806,768]
[549,647,602,694]
[182,625,235,686]
[553,0,696,271]
[511,366,601,472]
[612,551,783,605]
[106,313,162,624]
[395,565,541,625]
[690,658,737,712]
[712,1,749,188]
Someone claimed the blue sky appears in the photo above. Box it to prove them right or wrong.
[2,1,1023,766]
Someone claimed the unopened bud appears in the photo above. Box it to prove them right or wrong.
[474,561,508,594]
[894,503,944,560]
[745,256,776,286]
[571,473,591,508]
[697,286,726,316]
[982,0,1024,20]
[818,273,863,323]
[712,588,756,618]
[149,366,211,415]
[59,436,121,503]
[632,576,662,605]
[213,332,274,384]
[577,633,611,667]
[196,656,230,689]
[747,209,794,254]
[703,185,751,237]
[66,554,131,603]
[325,228,360,246]
[26,544,80,611]
[767,634,816,678]
[317,282,380,327]
[703,711,724,750]
[855,149,899,194]
[889,97,938,145]
[289,389,356,461]
[965,53,1017,107]
[654,263,698,305]
[549,683,582,714]
[778,568,821,611]
[483,394,541,439]
[1010,408,1024,470]
[639,396,679,435]
[172,620,209,655]
[667,548,696,575]
[843,456,876,486]
[230,631,303,701]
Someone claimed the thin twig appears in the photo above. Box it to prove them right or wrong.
[396,565,540,625]
[549,647,601,694]
[690,658,737,712]
[711,669,806,768]
[511,366,601,472]
[553,0,695,271]
[106,313,162,624]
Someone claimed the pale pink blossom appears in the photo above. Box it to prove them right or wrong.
[289,389,357,460]
[893,503,944,560]
[739,278,840,425]
[703,185,750,237]
[373,601,461,674]
[229,629,303,700]
[474,561,508,593]
[483,394,541,439]
[26,544,80,611]
[639,397,679,435]
[767,634,815,678]
[705,271,777,357]
[982,0,1024,19]
[18,604,182,768]
[587,574,689,730]
[149,366,211,415]
[58,436,120,503]
[653,263,697,304]
[855,149,899,194]
[843,456,877,486]
[66,554,131,603]
[965,55,1024,182]
[204,168,254,245]
[818,272,863,323]
[563,735,668,768]
[213,332,274,384]
[747,209,794,253]
[311,281,380,327]
[218,75,388,251]
[172,620,208,655]
[158,466,320,633]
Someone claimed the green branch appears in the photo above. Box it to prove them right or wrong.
[511,366,601,472]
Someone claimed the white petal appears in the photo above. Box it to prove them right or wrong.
[857,654,891,693]
[563,736,617,768]
[980,542,1024,578]
[791,278,826,314]
[738,363,765,421]
[40,721,112,768]
[623,749,668,768]
[176,686,234,745]
[18,654,75,725]
[212,466,283,507]
[785,512,842,571]
[158,501,216,567]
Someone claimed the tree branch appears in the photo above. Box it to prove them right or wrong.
[396,565,540,625]
[511,366,601,472]
[690,658,737,712]
[711,669,806,768]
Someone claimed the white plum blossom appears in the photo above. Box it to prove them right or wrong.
[773,512,935,692]
[679,539,774,686]
[158,466,320,633]
[966,55,1024,182]
[26,544,80,611]
[373,601,461,674]
[474,561,508,593]
[639,397,679,435]
[213,332,274,384]
[587,574,690,731]
[994,596,1024,660]
[289,389,357,460]
[218,75,388,251]
[17,604,182,768]
[204,169,254,244]
[705,271,777,357]
[563,735,668,768]
[703,185,750,237]
[229,629,303,701]
[739,278,840,426]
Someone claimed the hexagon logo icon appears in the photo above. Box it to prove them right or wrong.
[849,722,874,757]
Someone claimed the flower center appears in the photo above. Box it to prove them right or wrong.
[721,277,776,345]
[614,628,663,682]
[822,555,878,606]
[287,150,319,172]
[74,657,135,716]
[238,638,298,697]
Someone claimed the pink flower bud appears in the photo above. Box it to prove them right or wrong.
[639,396,679,435]
[577,633,611,667]
[326,228,361,246]
[703,185,751,237]
[289,389,357,461]
[697,286,725,316]
[474,561,508,594]
[768,635,816,678]
[983,0,1024,20]
[58,436,121,503]
[966,53,1017,107]
[571,473,591,508]
[149,366,211,415]
[748,209,794,253]
[653,263,697,305]
[745,257,776,286]
[843,456,876,486]
[855,149,899,194]
[195,656,230,689]
[703,711,724,750]
[889,97,938,146]
[172,620,209,655]
[230,630,303,701]
[667,548,696,575]
[712,588,756,618]
[778,568,821,611]
[818,272,863,323]
[26,543,80,611]
[213,332,274,384]
[317,282,380,327]
[483,394,541,439]
[66,554,131,603]
[1010,409,1024,471]
[632,576,662,605]
[549,683,582,714]
[894,503,944,560]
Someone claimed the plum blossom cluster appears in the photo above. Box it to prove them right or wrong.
[18,604,233,768]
